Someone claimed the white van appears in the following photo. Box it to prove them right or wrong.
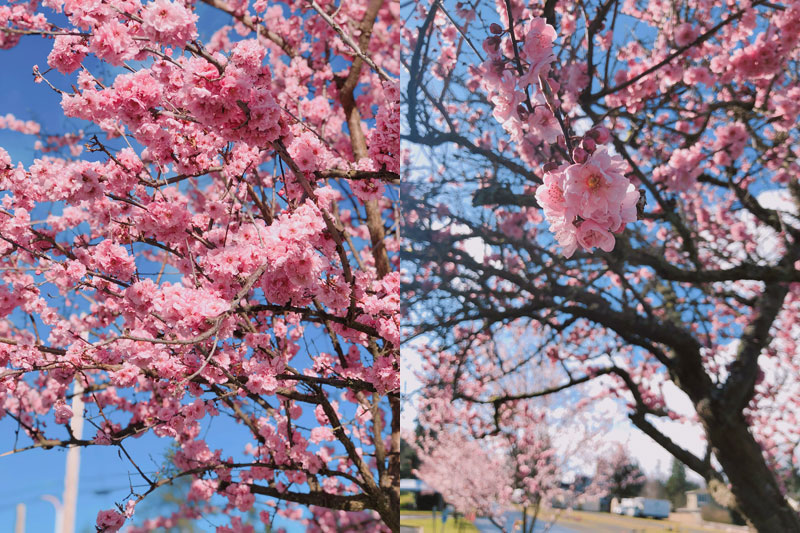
[611,497,670,519]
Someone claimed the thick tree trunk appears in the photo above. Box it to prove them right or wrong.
[703,413,800,532]
[375,490,400,532]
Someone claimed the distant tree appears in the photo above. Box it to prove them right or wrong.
[665,458,699,509]
[400,436,421,479]
[596,444,646,499]
[610,464,646,499]
[410,345,613,533]
[413,429,513,520]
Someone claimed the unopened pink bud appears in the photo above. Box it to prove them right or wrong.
[593,126,611,144]
[572,147,588,164]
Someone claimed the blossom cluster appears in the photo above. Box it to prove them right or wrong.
[536,142,639,256]
[368,80,401,173]
[479,16,640,256]
[478,16,560,164]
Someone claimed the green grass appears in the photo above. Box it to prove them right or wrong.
[400,491,416,509]
[399,516,479,533]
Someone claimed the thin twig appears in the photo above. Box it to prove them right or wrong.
[308,0,392,81]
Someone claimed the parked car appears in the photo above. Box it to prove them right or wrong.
[611,497,670,519]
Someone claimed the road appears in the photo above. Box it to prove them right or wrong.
[473,510,752,533]
[473,511,579,533]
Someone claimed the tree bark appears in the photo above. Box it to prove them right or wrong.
[374,491,400,532]
[701,410,800,532]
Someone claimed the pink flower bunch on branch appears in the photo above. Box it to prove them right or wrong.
[481,15,641,256]
[536,142,640,256]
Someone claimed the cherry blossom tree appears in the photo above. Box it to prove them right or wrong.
[403,0,800,531]
[413,429,514,521]
[0,0,399,530]
[410,331,616,533]
[595,443,646,500]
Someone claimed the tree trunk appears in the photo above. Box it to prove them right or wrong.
[375,490,400,532]
[703,413,800,532]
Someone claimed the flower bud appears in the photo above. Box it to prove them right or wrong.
[592,126,611,144]
[489,23,503,35]
[581,136,596,153]
[572,147,588,164]
[486,36,501,51]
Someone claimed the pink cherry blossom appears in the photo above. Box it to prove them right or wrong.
[674,23,698,47]
[47,35,88,74]
[520,17,557,86]
[93,240,136,281]
[141,0,198,47]
[96,509,126,531]
[529,106,561,144]
[576,220,616,252]
[563,147,630,223]
[89,20,137,66]
[535,148,637,255]
[53,400,73,424]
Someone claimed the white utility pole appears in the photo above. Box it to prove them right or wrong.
[15,503,25,533]
[61,377,84,533]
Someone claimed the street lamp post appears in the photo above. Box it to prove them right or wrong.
[41,494,63,533]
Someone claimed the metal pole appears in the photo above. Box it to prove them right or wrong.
[15,503,25,533]
[61,377,84,533]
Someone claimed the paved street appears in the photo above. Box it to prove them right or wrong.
[472,510,752,533]
[473,511,579,533]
